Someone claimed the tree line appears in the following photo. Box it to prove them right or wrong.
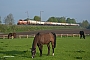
[0,13,90,29]
[33,16,76,24]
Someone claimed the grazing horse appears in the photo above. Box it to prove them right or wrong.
[79,31,85,39]
[31,32,56,58]
[8,33,16,39]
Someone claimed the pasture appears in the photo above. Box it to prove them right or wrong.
[0,36,90,60]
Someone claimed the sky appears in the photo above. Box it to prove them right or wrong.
[0,0,90,24]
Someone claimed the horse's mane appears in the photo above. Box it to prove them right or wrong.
[51,32,56,48]
[32,32,40,49]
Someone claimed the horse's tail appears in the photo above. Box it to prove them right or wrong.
[51,32,56,48]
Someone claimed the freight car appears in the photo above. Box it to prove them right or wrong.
[17,19,79,26]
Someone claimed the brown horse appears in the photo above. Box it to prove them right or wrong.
[8,33,16,39]
[31,32,56,58]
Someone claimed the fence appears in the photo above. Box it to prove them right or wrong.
[18,34,35,39]
[56,34,80,37]
[0,35,8,39]
[0,34,81,39]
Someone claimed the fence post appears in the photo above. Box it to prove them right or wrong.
[12,36,14,39]
[67,34,68,37]
[73,34,74,37]
[27,35,28,38]
[34,35,35,37]
[79,34,80,37]
[19,35,21,39]
[3,36,5,39]
[61,34,62,38]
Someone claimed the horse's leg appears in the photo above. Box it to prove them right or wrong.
[52,47,54,56]
[83,35,85,39]
[47,43,50,55]
[81,35,82,38]
[8,35,10,39]
[80,35,81,39]
[37,44,43,56]
[40,45,43,56]
[51,42,54,56]
[84,35,85,39]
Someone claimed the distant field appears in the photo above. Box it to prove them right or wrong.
[0,36,90,60]
[0,24,80,33]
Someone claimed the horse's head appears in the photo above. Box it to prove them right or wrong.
[30,48,36,58]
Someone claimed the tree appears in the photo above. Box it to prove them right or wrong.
[47,17,58,22]
[34,16,40,21]
[4,13,14,25]
[81,20,89,28]
[66,18,76,23]
[55,17,60,23]
[57,17,66,23]
[70,18,76,23]
[55,17,66,23]
[66,18,71,23]
[87,24,90,29]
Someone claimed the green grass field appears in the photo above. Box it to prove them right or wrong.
[0,36,90,60]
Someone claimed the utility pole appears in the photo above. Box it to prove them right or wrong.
[25,11,29,19]
[40,11,44,21]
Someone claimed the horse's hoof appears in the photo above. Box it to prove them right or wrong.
[32,56,34,58]
[32,57,34,58]
[52,53,54,56]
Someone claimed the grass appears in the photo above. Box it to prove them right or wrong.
[0,36,90,60]
[0,24,80,33]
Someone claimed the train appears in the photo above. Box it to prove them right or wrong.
[17,19,79,26]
